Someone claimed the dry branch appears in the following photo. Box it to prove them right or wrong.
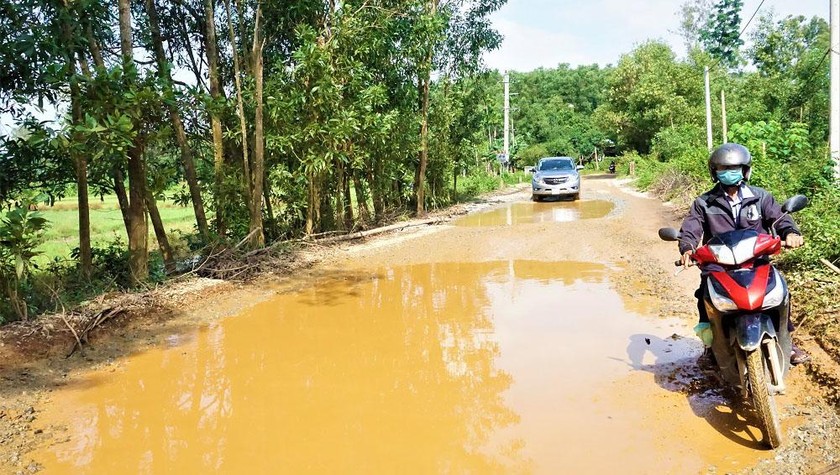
[820,258,840,276]
[314,218,444,244]
[67,307,126,358]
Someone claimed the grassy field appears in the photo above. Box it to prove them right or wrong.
[35,195,198,265]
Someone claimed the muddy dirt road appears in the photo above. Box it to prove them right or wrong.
[4,176,840,474]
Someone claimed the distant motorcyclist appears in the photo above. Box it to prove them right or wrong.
[677,143,809,366]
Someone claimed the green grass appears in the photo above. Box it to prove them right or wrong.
[34,195,198,265]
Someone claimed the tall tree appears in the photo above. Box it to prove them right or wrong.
[700,0,744,69]
[144,0,210,242]
[204,0,227,236]
[117,0,150,284]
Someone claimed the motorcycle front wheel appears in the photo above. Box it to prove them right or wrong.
[746,348,783,448]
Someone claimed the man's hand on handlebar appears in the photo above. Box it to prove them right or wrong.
[785,233,804,249]
[680,251,694,268]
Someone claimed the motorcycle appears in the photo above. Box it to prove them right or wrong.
[658,194,808,449]
[608,162,616,174]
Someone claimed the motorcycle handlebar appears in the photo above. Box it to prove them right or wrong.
[673,241,796,266]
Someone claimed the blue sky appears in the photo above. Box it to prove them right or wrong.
[484,0,831,72]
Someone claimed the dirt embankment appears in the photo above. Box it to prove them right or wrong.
[1,176,839,474]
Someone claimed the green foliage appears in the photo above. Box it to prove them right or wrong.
[510,65,610,162]
[700,0,744,69]
[729,120,815,195]
[0,201,49,321]
[597,41,701,153]
[780,188,840,267]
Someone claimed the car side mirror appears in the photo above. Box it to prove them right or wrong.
[575,165,584,170]
[658,227,680,242]
[781,195,808,214]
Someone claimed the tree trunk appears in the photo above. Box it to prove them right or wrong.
[119,0,149,285]
[352,169,369,224]
[369,160,384,223]
[86,23,104,69]
[145,0,210,242]
[117,0,132,60]
[224,0,252,221]
[453,170,458,196]
[341,162,353,229]
[306,171,316,235]
[262,173,274,236]
[60,11,92,279]
[112,167,131,238]
[248,5,265,247]
[126,145,149,285]
[414,73,430,216]
[145,189,176,273]
[74,140,92,278]
[205,0,226,236]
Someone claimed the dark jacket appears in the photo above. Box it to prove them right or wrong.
[678,183,800,254]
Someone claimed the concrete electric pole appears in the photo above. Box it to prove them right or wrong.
[831,0,840,179]
[504,72,510,167]
[704,66,713,151]
[721,89,728,143]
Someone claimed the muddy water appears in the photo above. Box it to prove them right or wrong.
[455,200,613,227]
[32,258,775,474]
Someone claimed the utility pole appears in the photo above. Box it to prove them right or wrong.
[504,72,510,168]
[704,66,713,151]
[831,0,840,179]
[721,89,728,143]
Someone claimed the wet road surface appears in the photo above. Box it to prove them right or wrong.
[31,187,790,474]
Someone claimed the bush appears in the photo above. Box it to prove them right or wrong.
[779,187,840,267]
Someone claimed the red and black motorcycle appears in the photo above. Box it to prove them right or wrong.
[658,194,808,449]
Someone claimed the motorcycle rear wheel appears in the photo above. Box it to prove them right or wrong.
[746,348,783,448]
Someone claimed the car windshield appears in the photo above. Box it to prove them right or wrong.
[538,159,574,171]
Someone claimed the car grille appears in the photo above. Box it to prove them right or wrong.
[543,177,568,185]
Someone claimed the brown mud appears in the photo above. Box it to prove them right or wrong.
[2,176,840,474]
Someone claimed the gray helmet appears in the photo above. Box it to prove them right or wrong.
[708,143,752,182]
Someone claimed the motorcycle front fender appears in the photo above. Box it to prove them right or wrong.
[735,313,777,352]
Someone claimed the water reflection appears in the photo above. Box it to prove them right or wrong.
[34,260,735,474]
[38,262,549,474]
[455,201,614,227]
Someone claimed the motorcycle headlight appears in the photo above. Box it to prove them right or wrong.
[708,281,738,312]
[762,271,787,309]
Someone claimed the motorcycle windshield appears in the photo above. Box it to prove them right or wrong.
[706,230,760,265]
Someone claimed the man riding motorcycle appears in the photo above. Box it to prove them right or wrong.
[677,143,810,366]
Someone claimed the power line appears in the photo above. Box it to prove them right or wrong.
[788,47,831,106]
[738,0,767,38]
[706,0,768,74]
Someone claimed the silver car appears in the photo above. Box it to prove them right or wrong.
[531,157,581,201]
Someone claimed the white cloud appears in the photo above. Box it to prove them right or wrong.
[485,18,594,72]
[484,0,830,72]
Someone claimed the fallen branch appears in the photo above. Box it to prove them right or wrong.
[820,258,840,276]
[315,218,444,244]
[67,307,125,358]
[59,313,83,354]
[235,228,260,249]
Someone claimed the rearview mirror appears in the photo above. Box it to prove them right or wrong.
[781,195,809,214]
[658,227,680,242]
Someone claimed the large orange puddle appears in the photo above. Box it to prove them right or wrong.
[455,201,614,227]
[32,260,775,474]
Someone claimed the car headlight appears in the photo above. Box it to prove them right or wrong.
[708,280,738,312]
